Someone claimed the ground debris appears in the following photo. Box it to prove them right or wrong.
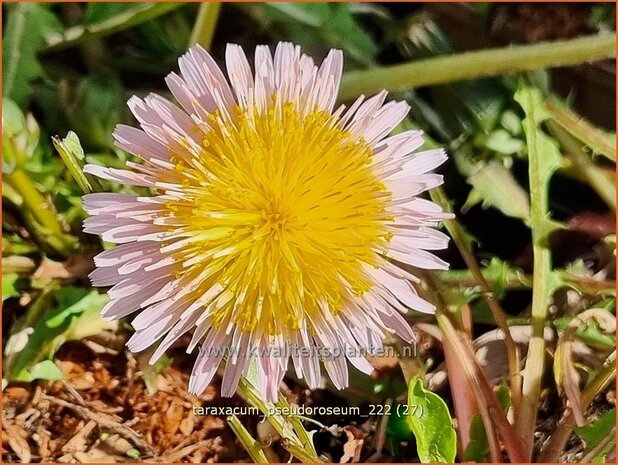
[2,342,241,463]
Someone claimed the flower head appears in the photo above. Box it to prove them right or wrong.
[84,42,452,400]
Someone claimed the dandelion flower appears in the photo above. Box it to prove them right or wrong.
[84,42,452,400]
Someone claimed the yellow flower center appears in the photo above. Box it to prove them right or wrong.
[166,102,392,335]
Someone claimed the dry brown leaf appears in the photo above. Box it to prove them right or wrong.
[164,399,185,435]
[340,426,364,463]
[179,412,195,436]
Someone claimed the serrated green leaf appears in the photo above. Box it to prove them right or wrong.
[407,376,457,463]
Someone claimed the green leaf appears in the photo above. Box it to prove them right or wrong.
[29,360,63,381]
[2,274,20,301]
[576,408,616,462]
[554,311,617,351]
[258,3,378,67]
[264,3,330,27]
[407,376,457,463]
[456,153,531,221]
[2,3,62,107]
[8,287,114,382]
[85,3,142,24]
[387,401,412,442]
[483,129,525,155]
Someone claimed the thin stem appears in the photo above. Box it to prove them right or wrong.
[433,305,526,462]
[422,272,525,462]
[548,121,616,211]
[5,169,63,236]
[189,2,221,50]
[431,187,523,421]
[441,304,479,456]
[516,88,557,460]
[437,269,615,295]
[2,256,36,274]
[276,395,319,459]
[235,378,322,463]
[437,268,531,289]
[340,33,616,100]
[545,98,616,162]
[227,415,269,463]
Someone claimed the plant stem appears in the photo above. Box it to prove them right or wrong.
[441,304,479,456]
[227,414,269,463]
[5,169,62,235]
[340,33,616,100]
[437,269,615,295]
[431,187,523,420]
[431,295,526,462]
[516,88,557,460]
[2,256,36,274]
[189,2,221,50]
[548,121,616,211]
[437,268,531,289]
[276,395,319,459]
[5,169,76,256]
[42,3,186,52]
[235,378,322,463]
[545,98,616,162]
